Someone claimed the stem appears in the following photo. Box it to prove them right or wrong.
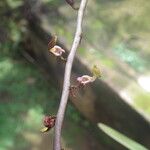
[53,0,88,149]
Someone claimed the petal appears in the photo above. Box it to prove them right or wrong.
[54,45,65,53]
[50,47,61,56]
[40,127,49,133]
[50,46,65,57]
[48,36,57,50]
[77,75,95,85]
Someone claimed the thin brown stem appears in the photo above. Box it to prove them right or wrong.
[53,0,88,149]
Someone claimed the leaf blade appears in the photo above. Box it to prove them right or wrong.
[98,123,148,150]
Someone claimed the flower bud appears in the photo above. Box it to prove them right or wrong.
[44,116,56,128]
[41,116,56,132]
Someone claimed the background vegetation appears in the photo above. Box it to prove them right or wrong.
[0,0,150,150]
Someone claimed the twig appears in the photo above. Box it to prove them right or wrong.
[53,0,88,150]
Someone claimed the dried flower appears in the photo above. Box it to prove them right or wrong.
[41,116,56,133]
[77,75,96,86]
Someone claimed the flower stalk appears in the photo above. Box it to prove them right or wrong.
[53,0,88,149]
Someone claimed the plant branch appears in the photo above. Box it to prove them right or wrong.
[53,0,88,149]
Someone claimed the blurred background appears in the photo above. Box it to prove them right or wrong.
[0,0,150,150]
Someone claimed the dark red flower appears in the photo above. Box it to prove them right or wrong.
[43,116,56,128]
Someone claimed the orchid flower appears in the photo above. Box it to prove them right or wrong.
[48,36,66,58]
[77,75,96,86]
[50,45,65,57]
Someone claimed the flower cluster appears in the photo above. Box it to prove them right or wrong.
[46,36,101,131]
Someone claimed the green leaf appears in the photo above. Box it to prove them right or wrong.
[98,123,148,150]
[92,65,101,78]
[6,0,23,9]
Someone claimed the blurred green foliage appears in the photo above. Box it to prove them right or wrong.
[113,43,147,72]
[134,92,150,115]
[0,56,58,150]
[6,0,23,9]
[0,0,62,57]
[0,0,24,57]
[0,1,99,149]
[0,55,94,150]
[99,123,148,150]
[1,0,150,149]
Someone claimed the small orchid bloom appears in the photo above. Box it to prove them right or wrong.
[77,75,96,86]
[48,36,66,58]
[41,116,56,133]
[50,45,65,57]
